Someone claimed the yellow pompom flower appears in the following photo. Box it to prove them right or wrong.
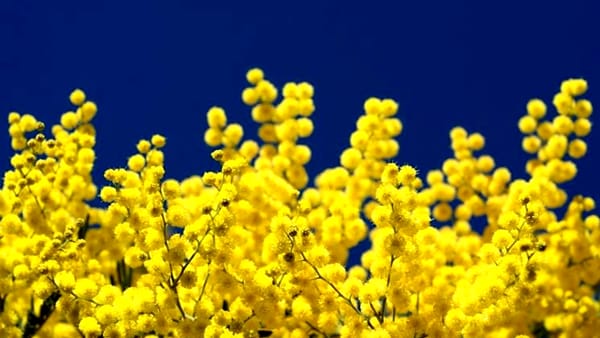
[478,243,500,263]
[282,82,299,99]
[204,127,222,146]
[585,215,599,230]
[79,316,102,337]
[8,111,20,124]
[492,167,511,182]
[161,179,181,200]
[55,271,76,292]
[13,264,30,280]
[433,183,456,202]
[296,117,314,138]
[568,139,587,158]
[291,296,312,320]
[318,312,339,333]
[61,111,80,129]
[74,278,99,299]
[114,221,135,242]
[78,148,96,164]
[241,87,259,105]
[166,204,191,227]
[293,145,312,165]
[256,79,278,102]
[445,308,467,332]
[273,99,299,122]
[381,98,399,117]
[573,117,591,137]
[80,101,97,122]
[95,305,118,326]
[127,154,146,172]
[535,121,554,141]
[364,97,382,115]
[426,170,444,185]
[582,197,595,211]
[518,115,537,134]
[340,148,363,169]
[251,103,275,122]
[383,118,403,137]
[136,139,152,153]
[239,139,259,160]
[94,285,121,305]
[8,124,23,139]
[433,202,452,222]
[553,92,576,115]
[207,106,228,129]
[575,99,593,118]
[450,126,467,141]
[526,98,546,119]
[560,78,587,96]
[380,163,399,186]
[398,165,417,186]
[467,132,485,150]
[297,82,314,100]
[492,229,513,249]
[552,115,574,135]
[124,246,148,268]
[69,88,86,106]
[223,123,244,147]
[350,130,370,151]
[19,113,39,132]
[32,278,55,299]
[141,228,164,251]
[546,134,568,159]
[358,277,386,304]
[307,245,331,267]
[179,269,198,288]
[277,100,299,122]
[357,115,380,132]
[151,134,166,148]
[454,203,472,221]
[246,67,264,85]
[522,135,542,154]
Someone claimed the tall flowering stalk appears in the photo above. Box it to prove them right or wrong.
[0,69,597,338]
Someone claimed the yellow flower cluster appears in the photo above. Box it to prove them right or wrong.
[0,69,598,338]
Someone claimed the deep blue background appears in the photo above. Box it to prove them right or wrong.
[2,1,598,266]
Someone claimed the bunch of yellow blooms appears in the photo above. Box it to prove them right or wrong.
[0,68,597,338]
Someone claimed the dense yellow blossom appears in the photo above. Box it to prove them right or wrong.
[0,72,598,338]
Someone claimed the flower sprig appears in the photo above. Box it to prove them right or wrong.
[0,70,597,338]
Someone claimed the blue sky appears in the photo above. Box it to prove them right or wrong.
[1,0,598,265]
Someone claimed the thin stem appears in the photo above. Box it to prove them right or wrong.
[198,269,211,303]
[299,251,375,330]
[173,236,207,285]
[380,254,395,323]
[305,320,328,336]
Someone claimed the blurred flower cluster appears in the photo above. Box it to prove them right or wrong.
[0,69,597,338]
